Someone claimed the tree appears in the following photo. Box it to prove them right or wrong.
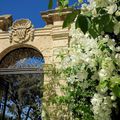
[1,73,43,120]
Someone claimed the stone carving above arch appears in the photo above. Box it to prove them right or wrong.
[10,19,34,43]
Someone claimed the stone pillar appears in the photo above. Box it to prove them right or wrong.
[41,8,72,65]
[41,8,72,120]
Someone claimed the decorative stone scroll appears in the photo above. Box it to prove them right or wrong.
[10,19,34,43]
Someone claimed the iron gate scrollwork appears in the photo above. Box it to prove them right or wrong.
[0,47,44,120]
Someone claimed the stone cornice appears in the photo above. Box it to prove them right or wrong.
[0,27,53,40]
[0,27,69,42]
[41,8,72,25]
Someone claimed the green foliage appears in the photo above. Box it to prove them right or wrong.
[64,9,117,38]
[63,10,79,28]
[48,0,53,9]
[110,76,120,97]
[75,14,88,34]
[48,0,69,9]
[42,65,70,120]
[1,73,43,120]
[59,0,69,8]
[58,64,97,120]
[61,0,120,43]
[78,0,83,3]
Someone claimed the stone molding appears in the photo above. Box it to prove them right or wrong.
[0,27,52,40]
[0,32,9,39]
[34,27,52,36]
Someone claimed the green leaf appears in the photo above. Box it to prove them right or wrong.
[112,85,120,97]
[110,77,120,97]
[104,20,114,33]
[100,81,108,88]
[96,7,107,14]
[48,0,53,9]
[92,14,114,34]
[84,11,92,17]
[78,0,83,3]
[88,25,99,38]
[110,76,120,88]
[63,10,78,28]
[63,0,69,7]
[75,14,88,34]
[59,0,69,7]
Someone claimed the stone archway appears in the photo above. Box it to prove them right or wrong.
[0,9,71,119]
[0,47,44,120]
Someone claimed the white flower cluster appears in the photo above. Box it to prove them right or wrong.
[69,23,99,67]
[88,0,117,8]
[62,22,118,82]
[99,57,115,81]
[91,93,113,120]
[81,0,118,18]
[60,20,120,119]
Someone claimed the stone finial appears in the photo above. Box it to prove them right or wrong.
[10,19,34,43]
[0,14,13,31]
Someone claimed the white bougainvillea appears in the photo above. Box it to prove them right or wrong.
[54,0,120,120]
[91,93,113,120]
[45,0,120,120]
[88,0,117,8]
[59,22,120,119]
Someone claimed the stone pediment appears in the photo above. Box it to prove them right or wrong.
[10,19,34,43]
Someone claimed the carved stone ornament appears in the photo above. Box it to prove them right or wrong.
[10,19,34,43]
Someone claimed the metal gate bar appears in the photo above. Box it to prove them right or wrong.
[0,64,52,75]
[0,68,44,75]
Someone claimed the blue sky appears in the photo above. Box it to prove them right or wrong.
[0,0,56,28]
[0,0,87,28]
